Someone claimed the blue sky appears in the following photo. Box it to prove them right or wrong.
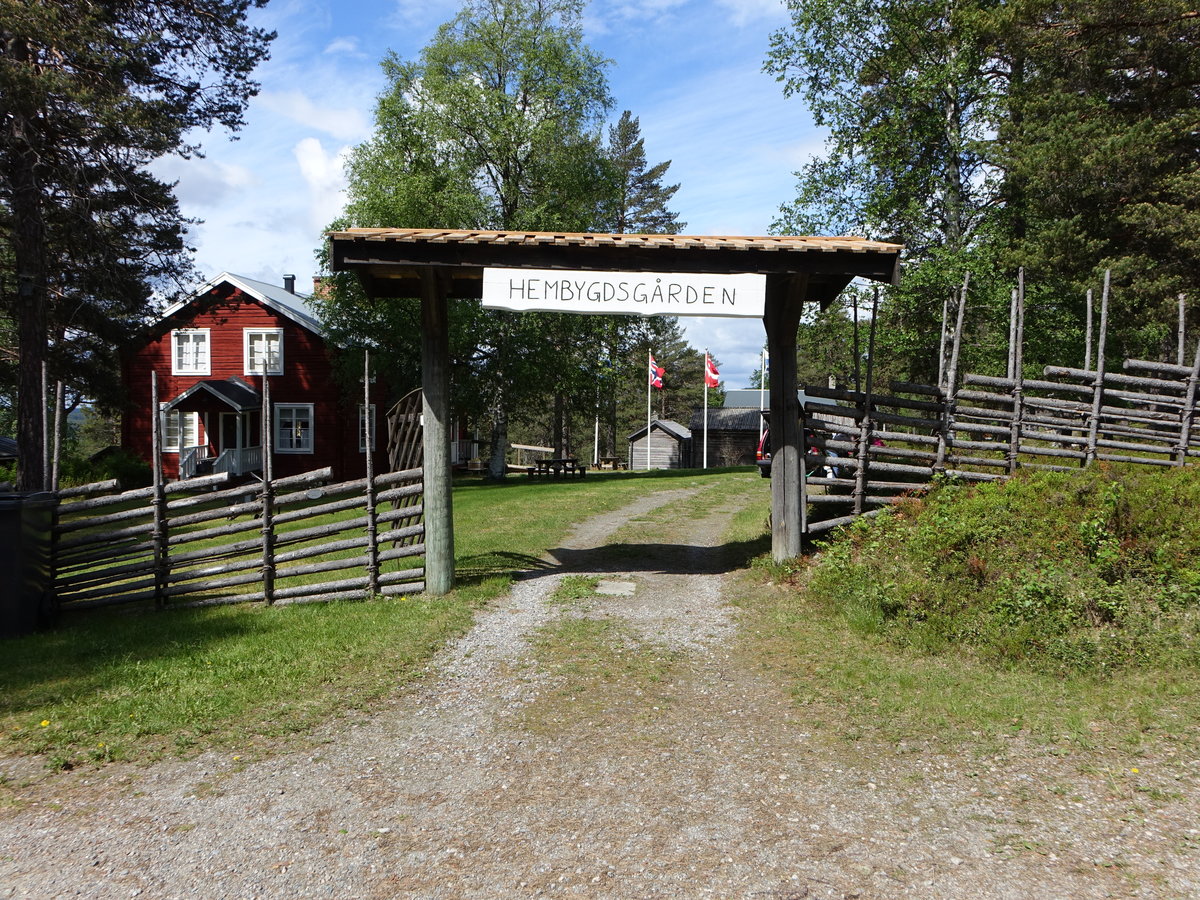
[158,0,824,389]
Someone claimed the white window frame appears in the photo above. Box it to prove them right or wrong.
[159,404,201,453]
[243,327,284,376]
[274,403,314,454]
[171,328,210,376]
[358,404,376,452]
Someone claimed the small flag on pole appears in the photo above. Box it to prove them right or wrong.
[704,354,719,388]
[649,355,664,390]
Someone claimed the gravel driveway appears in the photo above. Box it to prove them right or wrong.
[2,483,1198,898]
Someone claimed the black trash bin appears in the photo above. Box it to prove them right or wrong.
[0,492,58,638]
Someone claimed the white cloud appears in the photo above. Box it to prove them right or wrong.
[151,155,257,208]
[322,36,362,57]
[387,0,452,30]
[294,137,351,231]
[258,90,372,143]
[715,0,790,27]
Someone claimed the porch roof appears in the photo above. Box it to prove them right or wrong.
[163,378,260,413]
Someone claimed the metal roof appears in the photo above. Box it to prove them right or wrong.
[688,408,764,432]
[329,229,902,306]
[626,419,692,442]
[160,272,323,336]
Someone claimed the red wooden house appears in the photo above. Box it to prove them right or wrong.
[122,272,389,482]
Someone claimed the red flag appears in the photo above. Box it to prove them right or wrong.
[704,354,719,388]
[649,354,664,389]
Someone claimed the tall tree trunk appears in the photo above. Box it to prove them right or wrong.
[9,109,48,492]
[553,392,565,456]
[487,395,508,481]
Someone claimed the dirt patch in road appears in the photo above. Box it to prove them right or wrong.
[1,481,1198,898]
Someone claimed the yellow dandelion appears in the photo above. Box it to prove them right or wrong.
[40,720,50,727]
[1131,767,1139,774]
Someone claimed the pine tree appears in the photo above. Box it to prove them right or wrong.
[604,111,685,234]
[1,1,274,489]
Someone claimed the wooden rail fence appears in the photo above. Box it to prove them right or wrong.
[799,275,1199,536]
[52,466,426,610]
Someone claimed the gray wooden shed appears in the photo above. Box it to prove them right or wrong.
[627,419,692,469]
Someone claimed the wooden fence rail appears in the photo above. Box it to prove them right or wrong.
[52,465,425,610]
[799,342,1198,537]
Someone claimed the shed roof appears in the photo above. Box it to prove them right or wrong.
[329,229,902,307]
[627,419,692,442]
[688,408,764,432]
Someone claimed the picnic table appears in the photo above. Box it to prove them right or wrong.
[528,457,587,478]
[597,456,626,470]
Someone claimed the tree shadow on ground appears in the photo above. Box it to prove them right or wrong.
[542,534,770,576]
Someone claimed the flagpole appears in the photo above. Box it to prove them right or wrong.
[703,350,709,469]
[646,349,652,470]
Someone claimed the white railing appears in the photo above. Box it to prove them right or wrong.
[211,445,263,477]
[179,446,202,480]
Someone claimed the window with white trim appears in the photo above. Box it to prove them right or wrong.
[275,403,314,453]
[244,328,284,376]
[358,404,376,452]
[160,406,201,452]
[171,329,210,375]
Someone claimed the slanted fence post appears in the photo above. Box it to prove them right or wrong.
[936,274,969,475]
[853,290,879,515]
[151,371,168,609]
[1085,269,1111,465]
[1176,337,1200,466]
[261,369,275,604]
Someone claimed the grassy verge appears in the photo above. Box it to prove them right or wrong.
[736,464,1200,759]
[1,468,738,772]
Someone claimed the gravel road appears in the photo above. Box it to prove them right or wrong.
[2,482,1199,899]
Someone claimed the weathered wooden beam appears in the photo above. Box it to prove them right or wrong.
[421,270,454,595]
[765,273,807,560]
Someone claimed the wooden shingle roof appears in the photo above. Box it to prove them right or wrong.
[328,228,902,306]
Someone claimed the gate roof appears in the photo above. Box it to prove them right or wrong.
[328,228,902,308]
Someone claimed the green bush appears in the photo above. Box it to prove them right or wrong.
[805,465,1200,675]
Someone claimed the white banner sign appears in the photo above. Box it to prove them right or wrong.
[482,267,765,318]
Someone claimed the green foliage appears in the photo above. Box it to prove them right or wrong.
[805,465,1200,675]
[767,0,1200,384]
[322,0,692,472]
[0,0,275,490]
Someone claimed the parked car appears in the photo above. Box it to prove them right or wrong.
[755,425,842,479]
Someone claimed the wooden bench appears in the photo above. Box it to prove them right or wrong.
[528,458,587,479]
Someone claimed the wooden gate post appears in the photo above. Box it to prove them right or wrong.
[150,372,167,609]
[1176,337,1200,466]
[765,274,808,562]
[421,270,454,595]
[1085,270,1111,465]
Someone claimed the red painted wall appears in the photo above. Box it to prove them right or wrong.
[122,283,389,482]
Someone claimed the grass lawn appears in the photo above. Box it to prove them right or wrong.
[0,467,750,771]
